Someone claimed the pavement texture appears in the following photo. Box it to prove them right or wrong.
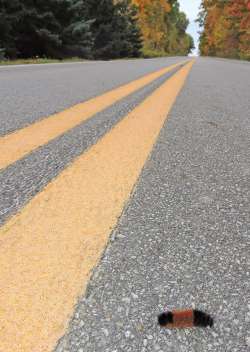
[0,57,249,352]
[54,58,250,352]
[0,57,184,136]
[0,65,182,226]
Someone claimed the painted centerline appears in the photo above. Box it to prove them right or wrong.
[0,61,194,352]
[0,61,186,170]
[0,66,181,226]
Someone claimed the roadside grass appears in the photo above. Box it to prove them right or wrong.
[0,57,86,66]
[0,53,193,66]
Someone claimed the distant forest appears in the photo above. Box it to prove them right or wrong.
[0,0,194,60]
[132,0,194,57]
[198,0,250,60]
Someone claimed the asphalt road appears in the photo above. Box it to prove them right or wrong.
[0,57,249,352]
[0,57,184,136]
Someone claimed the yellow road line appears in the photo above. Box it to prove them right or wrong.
[0,61,194,352]
[0,61,186,170]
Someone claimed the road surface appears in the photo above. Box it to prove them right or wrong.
[0,57,249,352]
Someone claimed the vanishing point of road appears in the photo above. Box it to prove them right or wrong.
[0,57,249,352]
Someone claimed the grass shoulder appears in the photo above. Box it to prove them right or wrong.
[0,57,87,66]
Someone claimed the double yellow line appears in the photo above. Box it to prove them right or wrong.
[0,60,194,352]
[1,61,183,170]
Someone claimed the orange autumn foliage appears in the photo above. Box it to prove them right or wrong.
[198,0,250,60]
[131,0,194,56]
[132,0,171,51]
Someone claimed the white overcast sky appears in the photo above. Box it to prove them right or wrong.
[178,0,201,55]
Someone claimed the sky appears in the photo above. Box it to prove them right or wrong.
[178,0,201,55]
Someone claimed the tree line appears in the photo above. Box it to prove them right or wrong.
[197,0,250,60]
[0,0,194,60]
[133,0,194,56]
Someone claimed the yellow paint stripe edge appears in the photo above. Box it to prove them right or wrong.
[0,61,194,352]
[0,61,187,170]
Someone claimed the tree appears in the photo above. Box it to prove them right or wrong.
[132,0,194,56]
[0,0,93,59]
[84,0,142,59]
[133,0,171,53]
[114,0,142,57]
[0,0,193,60]
[60,0,94,58]
[198,0,250,60]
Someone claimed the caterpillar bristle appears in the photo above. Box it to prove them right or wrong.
[193,310,214,327]
[158,309,214,329]
[158,312,173,326]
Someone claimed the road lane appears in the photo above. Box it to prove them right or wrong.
[0,65,182,227]
[0,61,185,170]
[55,58,250,352]
[0,57,249,352]
[0,57,185,136]
[0,62,193,352]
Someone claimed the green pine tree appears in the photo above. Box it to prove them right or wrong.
[0,0,93,59]
[0,0,142,60]
[84,0,142,59]
[114,0,142,57]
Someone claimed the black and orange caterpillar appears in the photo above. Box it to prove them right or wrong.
[158,309,214,329]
